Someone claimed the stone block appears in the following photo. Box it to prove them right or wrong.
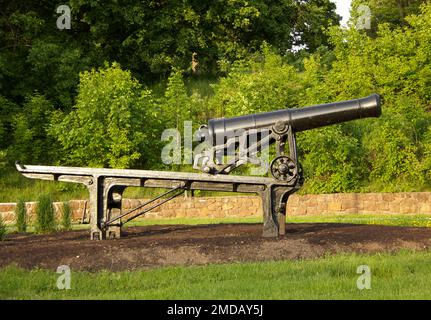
[327,202,342,212]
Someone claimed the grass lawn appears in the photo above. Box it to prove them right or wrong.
[1,250,431,299]
[128,214,431,228]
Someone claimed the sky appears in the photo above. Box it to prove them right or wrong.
[332,0,352,26]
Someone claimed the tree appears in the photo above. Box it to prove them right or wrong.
[209,44,302,119]
[9,94,54,164]
[350,0,425,35]
[164,68,192,130]
[299,3,431,192]
[0,1,95,108]
[50,63,161,169]
[0,96,18,150]
[69,0,340,76]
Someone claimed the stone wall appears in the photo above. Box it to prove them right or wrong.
[1,192,430,224]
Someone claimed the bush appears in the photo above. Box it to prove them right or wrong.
[15,199,27,232]
[0,215,6,240]
[50,63,160,169]
[209,45,301,118]
[298,126,367,194]
[35,195,57,233]
[61,202,72,231]
[10,94,54,164]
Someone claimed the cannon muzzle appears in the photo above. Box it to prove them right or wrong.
[205,94,381,145]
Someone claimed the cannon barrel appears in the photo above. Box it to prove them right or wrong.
[206,94,381,145]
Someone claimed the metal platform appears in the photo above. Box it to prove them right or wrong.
[16,163,300,240]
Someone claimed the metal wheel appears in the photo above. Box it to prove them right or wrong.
[270,156,298,182]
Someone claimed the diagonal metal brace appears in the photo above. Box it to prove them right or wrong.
[102,184,186,228]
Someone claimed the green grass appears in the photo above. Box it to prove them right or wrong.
[117,214,431,229]
[285,214,431,228]
[1,250,431,299]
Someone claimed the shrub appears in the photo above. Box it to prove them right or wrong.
[10,94,54,164]
[209,45,302,118]
[49,63,160,169]
[0,215,6,240]
[35,195,57,233]
[15,199,27,232]
[298,125,367,194]
[61,202,72,231]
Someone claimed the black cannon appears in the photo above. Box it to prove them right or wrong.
[194,94,381,184]
[16,94,382,240]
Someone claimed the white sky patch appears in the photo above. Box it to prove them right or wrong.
[332,0,352,27]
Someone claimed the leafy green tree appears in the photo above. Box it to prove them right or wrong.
[364,112,424,191]
[0,1,96,108]
[50,63,161,168]
[164,68,192,130]
[350,0,425,35]
[298,3,431,192]
[298,126,367,193]
[209,45,302,118]
[0,96,19,150]
[69,0,340,75]
[205,3,431,193]
[9,94,54,164]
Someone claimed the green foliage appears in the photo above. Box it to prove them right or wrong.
[0,4,95,108]
[298,126,367,193]
[35,194,57,234]
[295,3,431,192]
[0,151,7,170]
[4,1,431,196]
[164,68,192,129]
[0,215,5,241]
[61,202,72,231]
[15,199,27,233]
[50,63,161,169]
[209,45,301,118]
[364,111,426,192]
[68,0,339,76]
[0,96,18,150]
[200,3,431,193]
[9,94,54,164]
[422,128,431,176]
[351,0,425,35]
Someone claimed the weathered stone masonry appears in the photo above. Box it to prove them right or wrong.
[1,193,430,224]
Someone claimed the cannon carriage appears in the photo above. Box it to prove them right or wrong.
[17,94,381,240]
